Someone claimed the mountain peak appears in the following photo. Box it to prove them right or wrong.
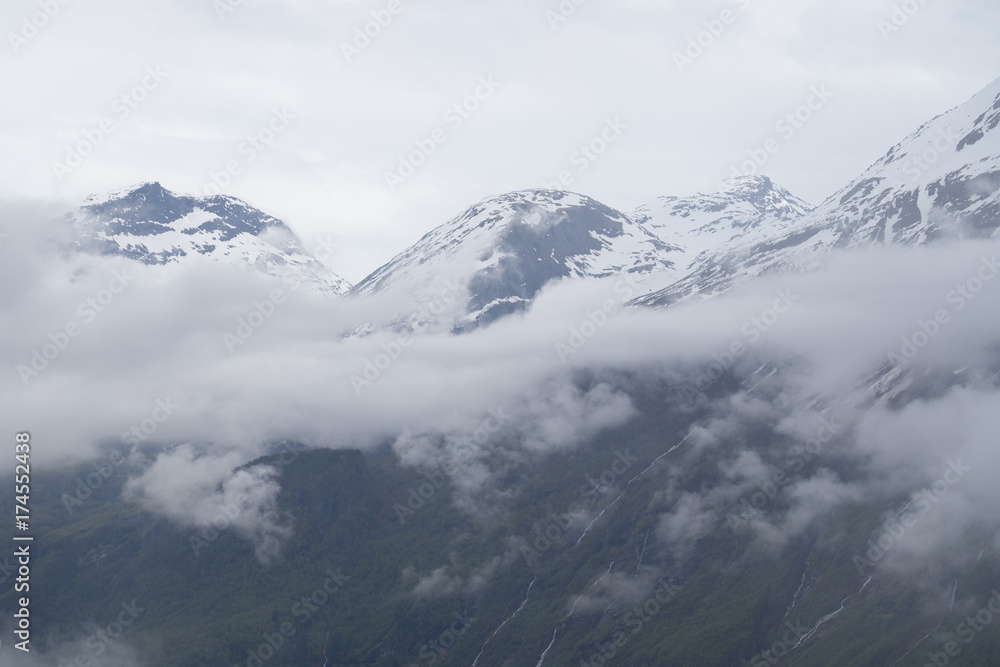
[635,75,1000,310]
[635,175,811,241]
[448,189,600,229]
[716,174,813,217]
[62,183,352,294]
[719,173,775,193]
[82,181,171,207]
[350,188,677,330]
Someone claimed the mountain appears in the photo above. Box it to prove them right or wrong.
[350,189,682,330]
[636,76,1000,308]
[348,180,816,333]
[9,362,1000,667]
[632,174,814,279]
[816,75,1000,246]
[56,182,351,295]
[9,79,1000,667]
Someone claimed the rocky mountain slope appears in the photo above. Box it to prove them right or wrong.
[348,179,815,332]
[636,75,1000,308]
[56,182,351,295]
[350,189,681,330]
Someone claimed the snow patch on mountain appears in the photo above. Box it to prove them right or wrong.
[60,182,351,295]
[635,77,1000,308]
[350,189,681,331]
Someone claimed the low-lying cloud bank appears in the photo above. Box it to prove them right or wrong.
[3,206,1000,574]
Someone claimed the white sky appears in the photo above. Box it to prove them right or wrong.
[2,0,999,282]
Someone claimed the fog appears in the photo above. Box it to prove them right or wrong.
[2,206,999,582]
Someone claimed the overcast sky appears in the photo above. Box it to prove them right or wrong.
[2,0,999,282]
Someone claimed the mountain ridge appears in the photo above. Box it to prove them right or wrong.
[58,182,352,295]
[61,78,1000,326]
[347,177,814,333]
[635,76,1000,308]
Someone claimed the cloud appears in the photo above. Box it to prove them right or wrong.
[658,492,717,552]
[848,387,1000,575]
[568,566,664,615]
[404,553,511,599]
[1,608,149,667]
[3,204,1000,573]
[748,470,864,550]
[123,445,292,565]
[405,565,466,599]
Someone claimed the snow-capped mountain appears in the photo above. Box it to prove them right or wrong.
[350,189,682,330]
[56,76,1000,324]
[633,174,813,276]
[812,75,1000,245]
[636,76,1000,308]
[57,182,351,295]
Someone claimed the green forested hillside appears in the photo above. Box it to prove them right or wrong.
[3,376,999,666]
